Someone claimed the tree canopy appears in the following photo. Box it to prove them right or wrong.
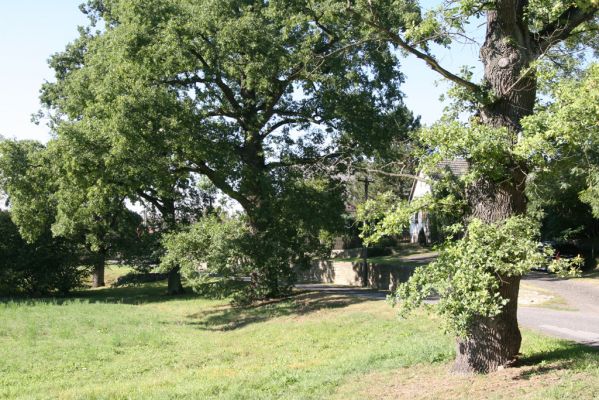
[41,0,415,299]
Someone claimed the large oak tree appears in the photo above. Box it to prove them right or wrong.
[42,0,415,299]
[347,0,597,373]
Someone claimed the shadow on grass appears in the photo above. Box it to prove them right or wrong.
[184,291,370,331]
[0,282,199,306]
[0,283,372,331]
[514,341,599,379]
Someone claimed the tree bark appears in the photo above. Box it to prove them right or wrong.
[167,266,185,295]
[456,1,537,373]
[161,200,186,296]
[453,275,522,373]
[92,253,106,288]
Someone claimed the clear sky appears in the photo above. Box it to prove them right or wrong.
[0,1,482,143]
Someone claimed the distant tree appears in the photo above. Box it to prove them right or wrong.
[41,123,220,294]
[0,210,85,296]
[41,0,414,300]
[0,139,141,288]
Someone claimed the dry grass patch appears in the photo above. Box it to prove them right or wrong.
[333,361,597,400]
[519,282,576,311]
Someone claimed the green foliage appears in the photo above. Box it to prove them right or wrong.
[520,63,599,218]
[0,140,56,242]
[357,192,418,245]
[162,178,344,302]
[357,186,466,246]
[0,211,86,296]
[40,0,416,299]
[417,122,516,183]
[392,217,580,337]
[0,139,144,271]
[161,215,248,294]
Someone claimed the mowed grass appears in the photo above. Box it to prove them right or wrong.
[1,281,599,399]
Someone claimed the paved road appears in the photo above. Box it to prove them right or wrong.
[520,272,599,346]
[299,272,599,347]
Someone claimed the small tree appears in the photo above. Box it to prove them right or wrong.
[0,139,141,288]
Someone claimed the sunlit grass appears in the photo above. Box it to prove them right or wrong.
[1,282,598,399]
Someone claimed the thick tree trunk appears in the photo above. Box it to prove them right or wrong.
[167,267,185,295]
[457,174,528,373]
[453,275,522,373]
[479,4,538,131]
[92,254,106,288]
[455,2,539,373]
[161,201,186,296]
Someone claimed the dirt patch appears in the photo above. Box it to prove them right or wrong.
[519,283,576,311]
[333,362,590,400]
[519,285,554,306]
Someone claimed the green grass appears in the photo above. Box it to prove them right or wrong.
[1,282,599,399]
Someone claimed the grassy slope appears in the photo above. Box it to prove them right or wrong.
[1,281,599,399]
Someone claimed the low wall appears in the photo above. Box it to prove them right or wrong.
[296,261,363,286]
[296,260,419,290]
[367,263,418,292]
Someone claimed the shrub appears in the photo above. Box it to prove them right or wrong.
[0,211,85,296]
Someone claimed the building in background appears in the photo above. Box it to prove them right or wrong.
[408,159,468,244]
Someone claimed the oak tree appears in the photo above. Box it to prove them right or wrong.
[348,0,598,373]
[42,0,414,299]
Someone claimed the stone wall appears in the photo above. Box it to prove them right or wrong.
[295,261,363,286]
[296,260,418,290]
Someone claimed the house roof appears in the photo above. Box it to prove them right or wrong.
[408,159,469,201]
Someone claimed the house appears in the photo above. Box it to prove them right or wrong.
[408,159,468,244]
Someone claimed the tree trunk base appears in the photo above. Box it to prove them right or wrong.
[452,275,522,374]
[167,267,185,295]
[92,263,105,288]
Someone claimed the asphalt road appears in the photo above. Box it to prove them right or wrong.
[520,272,599,346]
[299,271,599,347]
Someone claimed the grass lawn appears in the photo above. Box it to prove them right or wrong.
[2,280,599,399]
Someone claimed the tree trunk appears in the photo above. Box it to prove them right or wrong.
[453,275,522,373]
[167,267,185,295]
[455,2,539,373]
[92,254,106,288]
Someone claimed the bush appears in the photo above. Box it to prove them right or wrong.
[112,272,169,287]
[0,211,85,296]
[161,212,338,304]
[161,215,250,299]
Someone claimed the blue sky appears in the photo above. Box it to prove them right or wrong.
[0,1,482,142]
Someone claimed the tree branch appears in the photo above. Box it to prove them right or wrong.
[266,152,341,170]
[346,6,483,95]
[187,47,242,113]
[161,75,208,86]
[355,167,430,183]
[187,162,252,211]
[535,5,598,52]
[136,190,168,216]
[260,118,307,137]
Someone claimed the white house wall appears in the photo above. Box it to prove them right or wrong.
[409,173,432,244]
